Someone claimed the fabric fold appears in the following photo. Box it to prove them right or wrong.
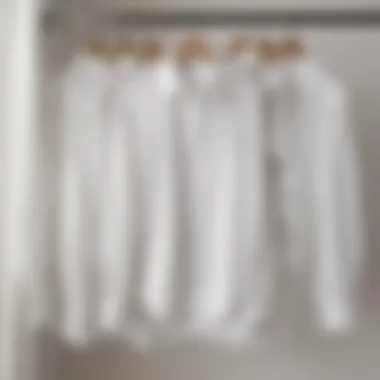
[58,55,111,345]
[97,58,136,333]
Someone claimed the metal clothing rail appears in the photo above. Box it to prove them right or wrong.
[42,9,380,30]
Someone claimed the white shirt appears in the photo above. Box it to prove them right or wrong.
[214,56,275,345]
[58,54,111,345]
[267,60,364,333]
[131,60,179,325]
[97,58,137,334]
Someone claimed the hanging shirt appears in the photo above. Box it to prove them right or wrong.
[172,60,240,337]
[269,60,365,333]
[212,55,275,346]
[96,57,137,335]
[130,60,179,329]
[57,54,111,346]
[261,61,306,332]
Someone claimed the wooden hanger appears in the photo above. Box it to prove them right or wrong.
[227,36,255,57]
[176,35,213,62]
[256,38,283,63]
[85,37,109,60]
[135,38,163,62]
[281,37,308,60]
[110,37,135,61]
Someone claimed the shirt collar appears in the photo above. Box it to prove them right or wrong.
[137,59,178,96]
[261,59,324,89]
[180,60,220,87]
[112,57,136,74]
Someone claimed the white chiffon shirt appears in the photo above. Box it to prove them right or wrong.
[58,54,111,345]
[29,53,364,349]
[265,59,364,333]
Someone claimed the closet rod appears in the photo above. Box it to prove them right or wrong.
[43,9,380,29]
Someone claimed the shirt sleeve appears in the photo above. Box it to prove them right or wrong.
[58,58,110,345]
[97,73,137,332]
[58,65,88,345]
[314,85,365,334]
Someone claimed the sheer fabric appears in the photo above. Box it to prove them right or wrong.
[265,60,364,332]
[58,55,112,345]
[98,58,136,332]
[28,52,365,350]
